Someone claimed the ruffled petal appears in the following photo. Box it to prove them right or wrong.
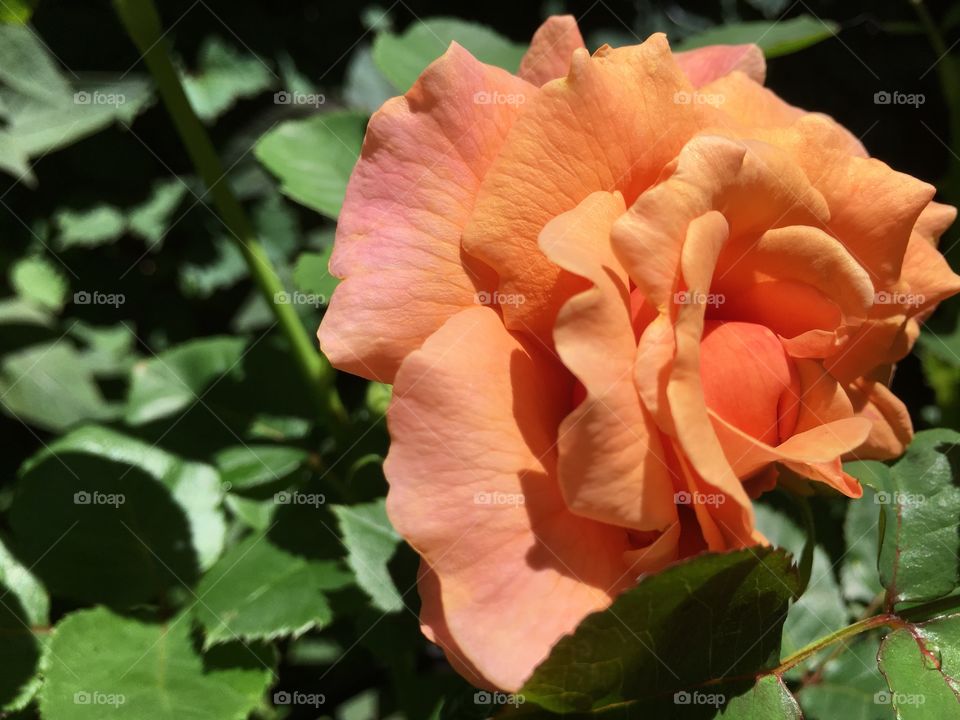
[540,191,677,531]
[846,378,914,460]
[462,34,716,342]
[518,15,585,86]
[675,44,765,87]
[320,44,534,381]
[385,306,633,691]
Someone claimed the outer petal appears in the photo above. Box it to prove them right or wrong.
[319,44,535,382]
[462,35,717,342]
[846,378,913,460]
[675,44,765,87]
[385,307,633,691]
[539,191,677,531]
[518,15,585,86]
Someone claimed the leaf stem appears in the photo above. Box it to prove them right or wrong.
[112,0,346,428]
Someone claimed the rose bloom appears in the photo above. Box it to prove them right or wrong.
[319,16,960,690]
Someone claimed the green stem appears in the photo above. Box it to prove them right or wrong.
[778,590,960,675]
[112,0,346,428]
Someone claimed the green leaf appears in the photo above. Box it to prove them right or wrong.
[675,15,839,58]
[0,533,49,627]
[333,500,403,613]
[0,0,37,24]
[126,177,189,248]
[40,607,273,720]
[293,247,338,299]
[754,505,847,665]
[193,533,350,647]
[839,481,883,606]
[0,581,41,711]
[344,45,395,112]
[125,336,247,425]
[0,341,119,431]
[54,205,126,249]
[11,426,228,604]
[797,633,894,720]
[180,36,274,122]
[520,548,799,714]
[214,444,308,492]
[0,23,70,104]
[877,613,960,718]
[715,675,802,718]
[254,110,366,219]
[372,18,525,92]
[867,430,960,605]
[9,255,67,311]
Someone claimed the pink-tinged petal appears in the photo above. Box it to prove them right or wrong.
[539,191,677,531]
[675,45,765,87]
[846,378,913,460]
[319,44,535,382]
[463,35,718,342]
[385,306,633,691]
[518,15,585,86]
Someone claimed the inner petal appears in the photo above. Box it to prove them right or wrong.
[699,320,800,446]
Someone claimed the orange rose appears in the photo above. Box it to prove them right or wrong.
[319,16,960,691]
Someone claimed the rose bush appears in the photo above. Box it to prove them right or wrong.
[319,15,960,691]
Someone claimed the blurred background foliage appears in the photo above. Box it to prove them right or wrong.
[1,0,960,718]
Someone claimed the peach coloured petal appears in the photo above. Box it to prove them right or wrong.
[462,34,717,342]
[623,521,682,575]
[846,378,913,460]
[675,45,765,87]
[825,314,913,384]
[319,44,534,382]
[914,200,957,243]
[699,320,799,446]
[710,412,868,497]
[385,306,633,691]
[701,71,867,156]
[790,359,856,435]
[901,228,960,315]
[662,211,757,546]
[762,115,936,289]
[612,136,828,313]
[518,15,584,86]
[713,225,874,356]
[540,191,677,531]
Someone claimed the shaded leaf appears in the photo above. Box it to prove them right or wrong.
[254,111,366,219]
[675,15,839,58]
[333,500,403,613]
